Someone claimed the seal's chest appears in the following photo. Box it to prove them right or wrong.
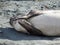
[29,12,60,36]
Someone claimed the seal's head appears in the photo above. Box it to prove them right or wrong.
[9,10,42,35]
[9,15,29,34]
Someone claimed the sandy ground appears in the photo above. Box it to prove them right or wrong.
[0,1,60,45]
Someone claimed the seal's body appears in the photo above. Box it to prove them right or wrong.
[10,10,60,36]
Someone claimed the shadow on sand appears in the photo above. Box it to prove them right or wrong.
[0,27,60,41]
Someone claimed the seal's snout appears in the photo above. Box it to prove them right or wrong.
[9,17,14,26]
[9,16,16,26]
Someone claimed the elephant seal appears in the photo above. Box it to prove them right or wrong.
[9,10,60,36]
[9,10,44,36]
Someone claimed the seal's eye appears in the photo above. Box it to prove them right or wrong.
[10,17,17,21]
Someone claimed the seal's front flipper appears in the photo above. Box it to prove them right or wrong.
[26,10,43,19]
[18,19,43,36]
